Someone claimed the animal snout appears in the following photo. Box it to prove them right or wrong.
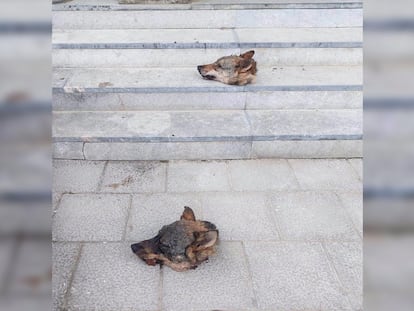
[197,65,203,74]
[131,243,142,254]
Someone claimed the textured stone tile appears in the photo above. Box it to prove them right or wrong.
[348,158,363,180]
[53,243,81,311]
[126,193,202,241]
[163,242,255,311]
[53,142,84,160]
[268,191,360,241]
[289,159,362,191]
[324,242,363,310]
[85,141,251,161]
[100,161,166,193]
[228,159,299,191]
[246,91,362,110]
[53,160,105,193]
[201,192,278,240]
[167,161,230,192]
[248,109,362,138]
[67,243,160,311]
[244,241,351,310]
[336,191,363,236]
[9,240,51,295]
[252,140,362,159]
[52,194,130,241]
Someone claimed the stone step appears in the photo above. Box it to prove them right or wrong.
[53,66,362,93]
[52,8,362,29]
[53,109,362,160]
[53,28,362,49]
[52,0,363,11]
[52,28,362,67]
[53,66,362,111]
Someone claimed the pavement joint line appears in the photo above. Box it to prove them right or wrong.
[320,241,355,309]
[96,160,109,192]
[334,191,363,240]
[241,241,259,309]
[53,85,363,93]
[52,42,363,49]
[122,195,134,241]
[264,192,283,240]
[62,242,83,311]
[164,162,169,193]
[287,158,305,190]
[53,134,363,143]
[346,158,362,182]
[81,141,86,160]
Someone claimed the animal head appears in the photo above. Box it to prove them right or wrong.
[131,206,219,272]
[197,50,257,85]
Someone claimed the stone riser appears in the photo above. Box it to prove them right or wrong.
[53,48,362,68]
[54,140,362,160]
[53,90,362,111]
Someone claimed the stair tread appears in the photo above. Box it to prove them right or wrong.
[53,66,362,92]
[53,109,362,142]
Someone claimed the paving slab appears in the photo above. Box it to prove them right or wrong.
[324,242,363,310]
[84,141,252,161]
[100,161,166,193]
[53,160,105,193]
[52,194,130,241]
[244,241,351,310]
[53,142,84,159]
[162,241,255,311]
[67,243,160,311]
[228,159,299,191]
[252,139,362,158]
[289,159,362,191]
[53,66,362,93]
[126,193,202,241]
[9,240,51,296]
[53,243,81,311]
[246,90,362,110]
[201,192,279,240]
[52,9,362,29]
[248,109,362,139]
[53,110,251,142]
[268,191,360,241]
[53,91,246,111]
[167,161,231,192]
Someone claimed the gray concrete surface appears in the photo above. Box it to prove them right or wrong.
[52,159,362,311]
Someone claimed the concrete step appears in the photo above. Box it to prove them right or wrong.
[52,8,362,29]
[52,0,363,11]
[53,109,362,160]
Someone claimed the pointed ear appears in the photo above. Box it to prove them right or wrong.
[240,50,255,59]
[181,206,196,221]
[195,231,218,249]
[240,59,253,73]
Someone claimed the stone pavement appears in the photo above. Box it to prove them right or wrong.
[52,158,362,311]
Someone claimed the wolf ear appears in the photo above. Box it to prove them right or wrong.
[181,206,196,221]
[195,231,218,249]
[240,50,255,59]
[240,59,253,73]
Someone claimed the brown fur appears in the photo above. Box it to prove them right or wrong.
[131,207,219,272]
[197,50,257,85]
